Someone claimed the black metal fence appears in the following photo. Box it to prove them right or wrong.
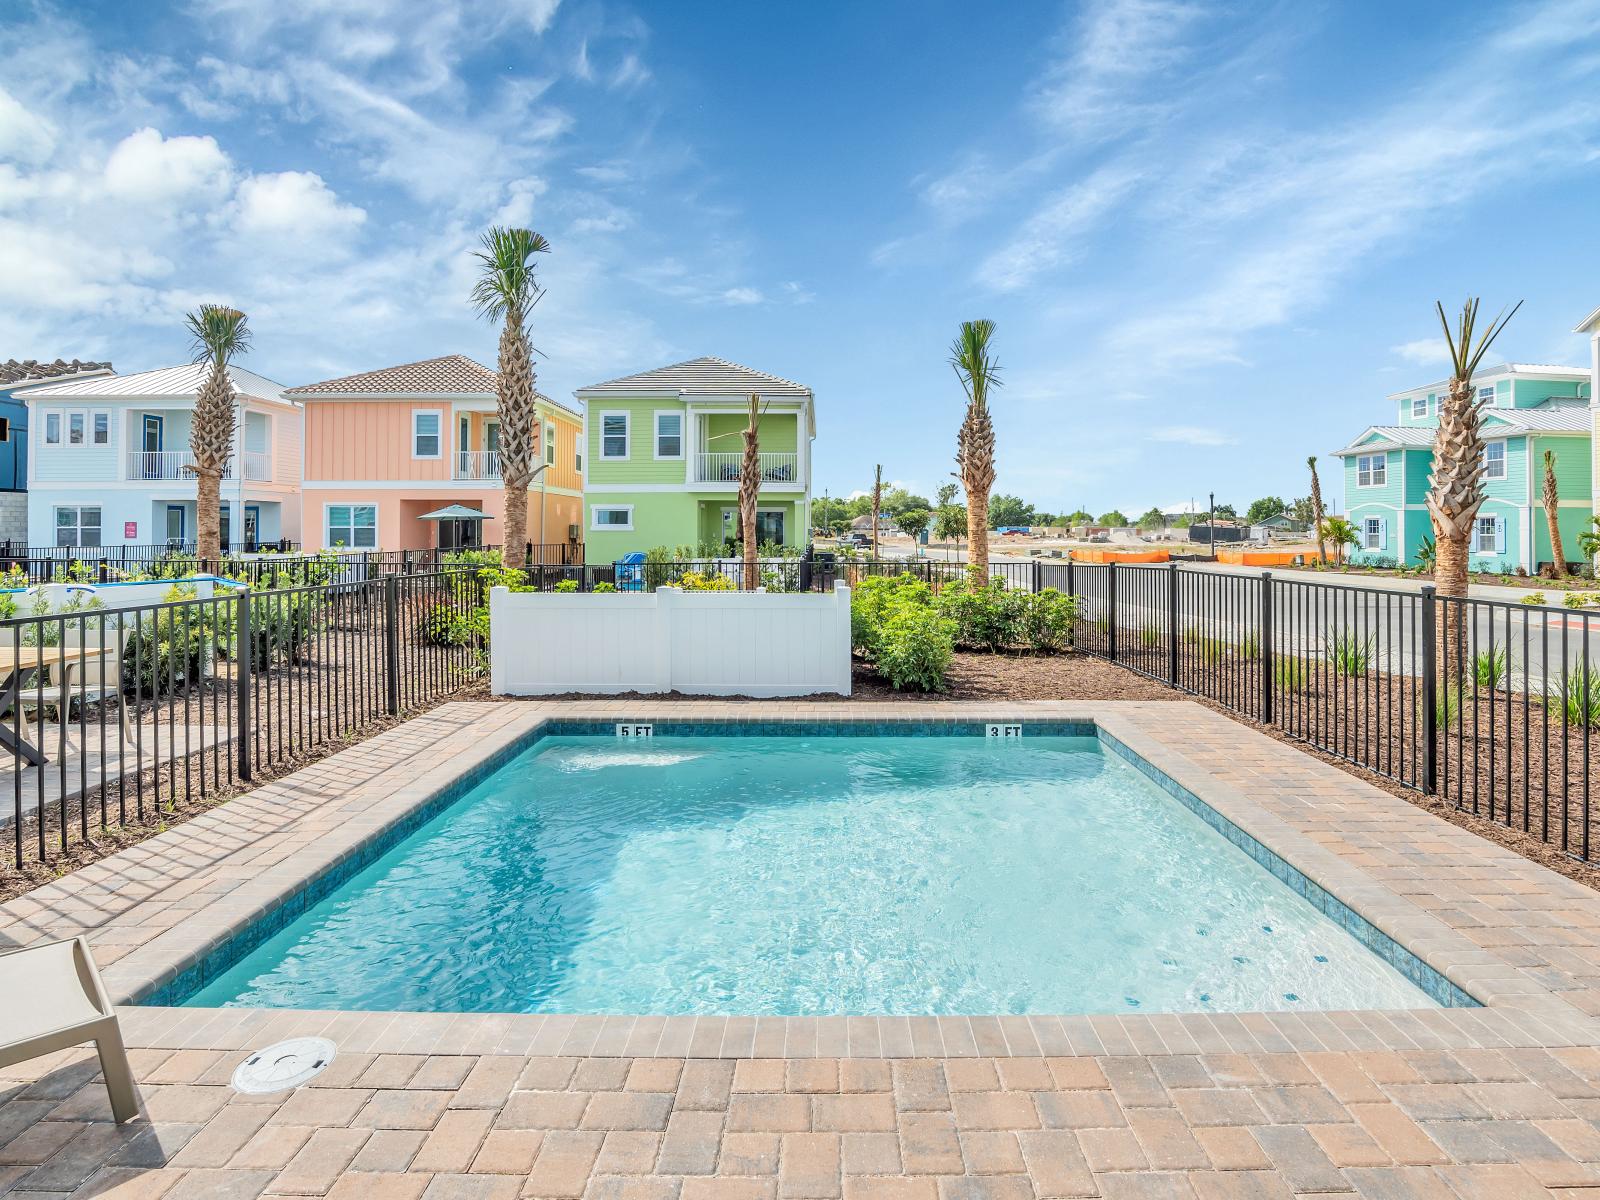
[1,569,483,873]
[1068,561,1600,862]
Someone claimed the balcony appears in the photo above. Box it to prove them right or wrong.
[454,450,501,481]
[126,450,272,482]
[692,452,800,485]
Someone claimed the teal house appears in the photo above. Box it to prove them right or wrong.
[575,357,815,562]
[1332,364,1591,571]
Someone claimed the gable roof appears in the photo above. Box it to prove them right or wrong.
[575,356,810,399]
[285,354,499,397]
[1387,362,1589,400]
[1482,406,1590,433]
[1576,305,1600,335]
[0,358,113,386]
[22,363,289,405]
[1331,426,1436,456]
[283,354,575,414]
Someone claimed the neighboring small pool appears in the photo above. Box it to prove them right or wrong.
[179,729,1452,1015]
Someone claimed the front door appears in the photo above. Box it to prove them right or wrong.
[243,505,260,550]
[165,505,185,547]
[721,507,737,549]
[142,415,163,480]
[219,504,231,550]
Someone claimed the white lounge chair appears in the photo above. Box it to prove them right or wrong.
[0,937,139,1122]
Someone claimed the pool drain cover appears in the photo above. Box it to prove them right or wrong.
[231,1037,336,1095]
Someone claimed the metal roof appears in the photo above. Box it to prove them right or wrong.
[1483,406,1591,433]
[575,356,811,399]
[22,363,290,405]
[1331,426,1436,456]
[1386,362,1589,400]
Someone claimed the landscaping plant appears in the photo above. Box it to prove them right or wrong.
[1327,628,1375,677]
[951,319,999,577]
[184,303,252,563]
[1473,646,1508,690]
[1547,665,1600,729]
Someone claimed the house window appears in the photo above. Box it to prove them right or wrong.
[327,504,377,549]
[68,412,84,445]
[1356,453,1386,487]
[92,412,109,445]
[1478,385,1497,406]
[655,411,683,459]
[600,412,629,459]
[575,443,583,472]
[1411,396,1428,418]
[44,412,60,444]
[1483,441,1506,480]
[412,410,441,458]
[544,422,556,467]
[54,505,101,548]
[591,505,633,530]
[1362,518,1383,550]
[1472,515,1500,555]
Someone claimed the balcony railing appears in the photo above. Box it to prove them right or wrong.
[692,452,800,484]
[454,450,501,481]
[126,450,272,481]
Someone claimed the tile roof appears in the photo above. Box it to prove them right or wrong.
[285,354,499,396]
[284,354,575,413]
[576,355,810,397]
[22,363,288,404]
[0,358,112,385]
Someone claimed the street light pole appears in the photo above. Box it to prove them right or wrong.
[1208,491,1216,561]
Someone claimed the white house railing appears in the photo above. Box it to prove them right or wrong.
[455,450,501,481]
[126,450,272,481]
[692,452,800,484]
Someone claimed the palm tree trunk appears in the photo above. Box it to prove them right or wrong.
[196,471,222,565]
[1426,377,1486,678]
[1544,450,1566,577]
[496,305,535,568]
[1308,458,1326,563]
[739,395,761,590]
[188,361,237,565]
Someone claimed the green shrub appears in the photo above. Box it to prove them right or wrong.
[1328,629,1375,677]
[676,570,737,592]
[1138,623,1160,649]
[1565,592,1592,609]
[423,603,471,646]
[933,573,1024,652]
[851,574,931,657]
[1436,681,1463,727]
[875,603,956,692]
[1473,646,1508,690]
[1548,666,1600,728]
[554,579,579,593]
[1020,588,1077,654]
[123,608,214,697]
[593,581,617,593]
[1239,631,1260,659]
[1274,656,1309,691]
[244,590,317,668]
[643,546,674,592]
[1521,592,1546,606]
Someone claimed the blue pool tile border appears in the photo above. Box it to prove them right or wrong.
[1097,728,1478,1009]
[140,716,1476,1012]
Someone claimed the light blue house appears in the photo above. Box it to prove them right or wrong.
[1332,363,1592,572]
[0,359,114,545]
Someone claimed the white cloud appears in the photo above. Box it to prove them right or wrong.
[976,165,1139,291]
[0,86,54,163]
[103,127,232,205]
[720,287,763,306]
[235,171,367,240]
[1148,426,1236,446]
[1391,338,1450,366]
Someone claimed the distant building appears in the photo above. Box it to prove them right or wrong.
[0,359,112,543]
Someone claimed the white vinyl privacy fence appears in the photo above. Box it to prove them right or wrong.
[490,583,852,697]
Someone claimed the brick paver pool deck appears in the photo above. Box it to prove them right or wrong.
[6,699,1600,1198]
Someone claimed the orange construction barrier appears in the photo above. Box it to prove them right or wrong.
[1215,549,1330,566]
[1067,548,1171,564]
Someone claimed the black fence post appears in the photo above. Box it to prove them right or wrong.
[1421,584,1437,795]
[1260,571,1274,725]
[1167,561,1179,685]
[1107,561,1118,662]
[1031,559,1042,594]
[235,589,252,782]
[97,559,108,583]
[1066,557,1075,600]
[384,575,400,716]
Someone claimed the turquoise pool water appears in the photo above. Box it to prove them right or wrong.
[184,733,1438,1015]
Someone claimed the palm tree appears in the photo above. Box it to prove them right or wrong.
[470,226,551,568]
[870,464,883,559]
[1319,516,1357,565]
[951,320,1000,576]
[1543,449,1566,578]
[184,304,251,564]
[738,393,765,589]
[1427,297,1521,669]
[1306,457,1326,563]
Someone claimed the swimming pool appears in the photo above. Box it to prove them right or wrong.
[177,726,1454,1015]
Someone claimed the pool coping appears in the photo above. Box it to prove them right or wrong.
[4,699,1600,1060]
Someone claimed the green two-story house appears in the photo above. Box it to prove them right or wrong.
[575,357,816,562]
[1333,364,1591,571]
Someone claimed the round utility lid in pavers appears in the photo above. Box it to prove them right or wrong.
[231,1037,336,1094]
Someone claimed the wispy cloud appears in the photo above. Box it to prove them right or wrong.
[1148,425,1236,447]
[1392,338,1450,366]
[975,165,1140,291]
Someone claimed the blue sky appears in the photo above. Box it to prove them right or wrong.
[1,0,1598,517]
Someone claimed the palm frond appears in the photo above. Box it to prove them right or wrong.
[184,305,251,370]
[949,319,1001,410]
[469,226,551,322]
[1435,297,1523,386]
